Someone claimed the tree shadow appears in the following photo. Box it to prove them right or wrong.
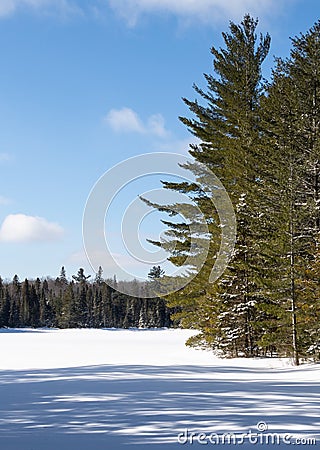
[0,363,319,449]
[0,328,43,334]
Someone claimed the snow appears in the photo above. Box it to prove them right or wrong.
[0,328,319,449]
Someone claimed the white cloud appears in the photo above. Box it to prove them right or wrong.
[0,214,64,243]
[104,107,168,137]
[108,0,281,26]
[147,114,168,138]
[0,0,80,18]
[0,1,15,16]
[0,0,283,23]
[105,107,145,133]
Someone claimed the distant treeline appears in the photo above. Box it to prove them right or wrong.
[0,268,174,329]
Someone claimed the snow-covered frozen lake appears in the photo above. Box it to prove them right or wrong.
[0,328,319,449]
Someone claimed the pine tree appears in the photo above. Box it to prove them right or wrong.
[72,268,91,284]
[147,265,165,297]
[57,266,68,285]
[94,266,104,285]
[286,20,320,363]
[76,285,89,327]
[20,279,31,326]
[295,233,320,361]
[148,266,165,280]
[0,278,10,327]
[258,21,320,364]
[40,281,54,327]
[142,14,270,355]
[29,284,40,327]
[59,284,74,328]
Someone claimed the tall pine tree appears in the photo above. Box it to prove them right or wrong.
[143,15,271,356]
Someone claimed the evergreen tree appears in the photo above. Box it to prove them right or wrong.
[57,266,68,285]
[142,14,270,356]
[288,21,320,363]
[29,284,40,327]
[20,279,31,326]
[148,266,165,296]
[94,266,104,285]
[72,268,91,284]
[75,284,89,327]
[59,284,74,328]
[257,21,320,364]
[0,278,10,327]
[148,266,165,280]
[39,281,54,327]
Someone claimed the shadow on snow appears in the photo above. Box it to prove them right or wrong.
[0,363,319,449]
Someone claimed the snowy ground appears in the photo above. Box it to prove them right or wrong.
[0,328,319,450]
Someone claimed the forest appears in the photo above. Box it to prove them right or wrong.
[0,267,172,329]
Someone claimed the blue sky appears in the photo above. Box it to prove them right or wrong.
[0,0,319,281]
